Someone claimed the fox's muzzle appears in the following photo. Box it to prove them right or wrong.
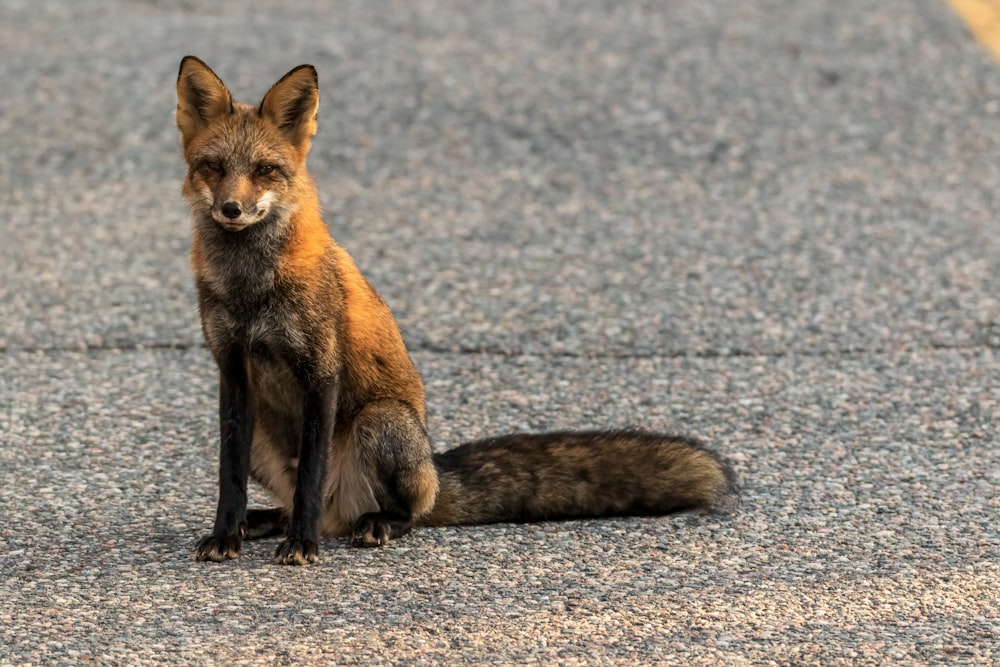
[212,198,268,231]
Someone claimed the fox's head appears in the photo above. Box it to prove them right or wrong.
[176,56,319,232]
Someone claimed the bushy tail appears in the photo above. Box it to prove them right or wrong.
[417,430,738,527]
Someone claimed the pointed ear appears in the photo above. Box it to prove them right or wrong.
[176,56,233,149]
[258,65,319,148]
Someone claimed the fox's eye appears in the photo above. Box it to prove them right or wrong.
[204,161,225,175]
[255,164,276,177]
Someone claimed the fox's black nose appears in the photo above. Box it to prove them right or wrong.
[221,202,242,219]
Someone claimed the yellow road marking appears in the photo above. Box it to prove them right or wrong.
[948,0,1000,61]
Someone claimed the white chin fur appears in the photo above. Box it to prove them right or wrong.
[216,217,252,232]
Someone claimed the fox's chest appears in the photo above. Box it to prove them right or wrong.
[197,266,309,355]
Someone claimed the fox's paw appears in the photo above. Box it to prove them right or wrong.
[194,533,241,562]
[351,512,413,548]
[274,538,319,565]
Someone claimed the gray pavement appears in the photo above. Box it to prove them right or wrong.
[1,0,998,664]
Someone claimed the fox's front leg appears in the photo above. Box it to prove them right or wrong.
[274,379,337,565]
[195,349,253,562]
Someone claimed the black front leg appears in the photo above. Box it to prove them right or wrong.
[195,349,253,562]
[274,379,337,565]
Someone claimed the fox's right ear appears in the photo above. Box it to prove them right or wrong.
[176,56,233,149]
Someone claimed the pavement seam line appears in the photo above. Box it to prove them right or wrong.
[947,0,1000,61]
[1,340,995,359]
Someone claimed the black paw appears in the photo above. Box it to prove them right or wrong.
[194,533,241,562]
[273,538,319,565]
[351,512,413,548]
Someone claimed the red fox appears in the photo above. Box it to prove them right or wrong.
[176,56,737,565]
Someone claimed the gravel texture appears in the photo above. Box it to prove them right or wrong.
[2,348,997,665]
[1,0,998,665]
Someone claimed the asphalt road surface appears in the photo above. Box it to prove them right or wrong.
[2,1,998,664]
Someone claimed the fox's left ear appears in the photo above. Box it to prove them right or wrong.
[258,65,320,149]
